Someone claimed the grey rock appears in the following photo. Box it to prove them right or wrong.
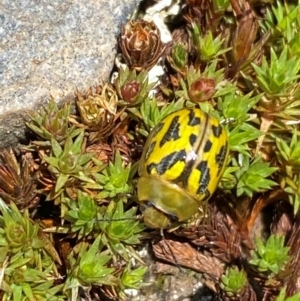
[0,0,140,148]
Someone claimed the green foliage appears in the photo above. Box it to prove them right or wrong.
[0,199,64,301]
[233,155,278,197]
[220,266,248,295]
[129,98,185,135]
[261,1,300,44]
[228,123,262,156]
[191,22,231,62]
[120,265,147,290]
[252,46,300,98]
[178,62,235,104]
[219,89,263,156]
[282,173,300,215]
[64,236,117,298]
[219,166,239,191]
[43,131,96,200]
[4,282,64,301]
[217,88,265,194]
[289,31,300,57]
[97,200,145,261]
[250,235,291,275]
[212,0,230,12]
[276,130,300,213]
[93,150,133,199]
[168,43,188,74]
[0,200,44,254]
[276,130,300,177]
[219,91,262,125]
[114,66,156,106]
[26,99,82,144]
[276,287,300,301]
[64,190,98,238]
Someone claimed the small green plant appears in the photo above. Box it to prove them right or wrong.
[129,97,185,135]
[26,99,81,144]
[212,0,230,12]
[220,266,248,296]
[276,130,300,213]
[275,287,300,301]
[64,190,98,238]
[0,199,63,301]
[233,155,278,197]
[252,46,300,99]
[191,22,231,62]
[120,264,147,290]
[178,62,235,104]
[97,200,145,262]
[220,91,262,125]
[93,150,133,200]
[250,235,291,275]
[261,1,300,44]
[228,123,262,156]
[0,199,44,255]
[117,264,147,299]
[64,236,117,300]
[114,66,156,106]
[167,43,188,74]
[42,131,95,200]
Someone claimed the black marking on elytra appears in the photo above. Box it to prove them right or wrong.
[188,109,201,126]
[196,161,211,198]
[173,113,209,188]
[173,158,195,188]
[145,141,156,161]
[159,116,180,148]
[151,122,164,139]
[174,148,201,188]
[212,124,223,138]
[147,149,186,175]
[216,143,228,175]
[189,133,197,147]
[204,139,212,152]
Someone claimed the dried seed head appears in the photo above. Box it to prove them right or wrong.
[120,20,166,71]
[0,148,39,210]
[120,80,141,103]
[188,77,216,103]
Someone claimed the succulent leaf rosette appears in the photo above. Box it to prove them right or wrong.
[0,149,39,210]
[120,20,167,71]
[188,77,216,103]
[26,99,80,143]
[114,67,156,106]
[76,84,118,128]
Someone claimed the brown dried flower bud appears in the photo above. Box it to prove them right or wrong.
[188,77,216,103]
[76,84,118,127]
[0,149,39,210]
[120,80,141,103]
[120,20,166,71]
[182,0,210,28]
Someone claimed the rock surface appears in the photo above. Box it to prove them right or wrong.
[0,0,140,148]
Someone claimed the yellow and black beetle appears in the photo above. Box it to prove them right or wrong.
[137,108,229,228]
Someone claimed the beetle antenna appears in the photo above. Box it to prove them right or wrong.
[94,215,142,222]
[160,229,183,273]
